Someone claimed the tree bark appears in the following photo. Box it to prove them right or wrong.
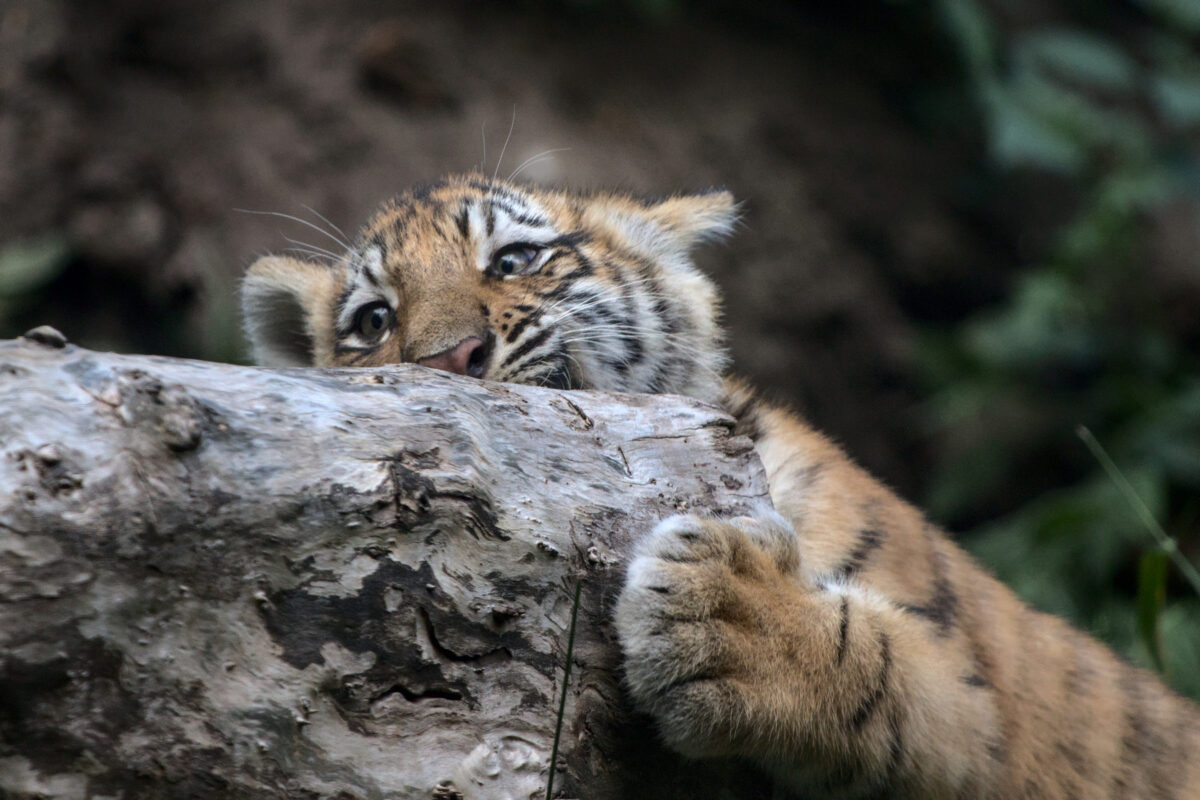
[0,332,774,800]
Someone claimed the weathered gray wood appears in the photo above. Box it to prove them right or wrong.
[0,334,773,800]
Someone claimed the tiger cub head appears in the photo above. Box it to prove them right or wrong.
[241,174,736,403]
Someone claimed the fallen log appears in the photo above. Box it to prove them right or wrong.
[0,330,773,799]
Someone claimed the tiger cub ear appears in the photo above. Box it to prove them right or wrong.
[590,189,738,255]
[240,255,339,367]
[643,190,738,249]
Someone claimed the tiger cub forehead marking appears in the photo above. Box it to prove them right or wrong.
[336,244,399,348]
[460,192,555,272]
[359,178,557,265]
[358,244,384,280]
[348,244,390,300]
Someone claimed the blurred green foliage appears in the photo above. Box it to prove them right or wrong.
[927,0,1200,698]
[0,235,245,366]
[0,235,72,325]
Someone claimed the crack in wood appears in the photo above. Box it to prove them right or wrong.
[370,681,464,707]
[417,604,514,666]
[560,396,595,430]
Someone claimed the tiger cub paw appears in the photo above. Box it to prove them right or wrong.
[614,512,803,757]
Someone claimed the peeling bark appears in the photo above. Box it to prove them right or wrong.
[0,333,774,799]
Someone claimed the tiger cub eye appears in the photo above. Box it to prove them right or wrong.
[354,301,393,339]
[491,244,541,276]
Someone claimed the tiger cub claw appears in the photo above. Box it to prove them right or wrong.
[614,512,802,758]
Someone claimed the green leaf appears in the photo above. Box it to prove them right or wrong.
[1137,549,1169,674]
[963,271,1095,370]
[1152,73,1200,128]
[1134,0,1200,33]
[1160,602,1200,700]
[983,85,1086,173]
[934,0,997,78]
[1017,29,1138,92]
[0,235,71,297]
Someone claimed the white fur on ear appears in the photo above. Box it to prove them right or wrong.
[586,189,739,260]
[644,190,738,250]
[240,255,339,366]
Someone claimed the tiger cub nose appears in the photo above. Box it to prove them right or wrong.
[417,336,490,378]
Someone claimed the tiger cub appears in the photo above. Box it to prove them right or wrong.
[241,174,1200,799]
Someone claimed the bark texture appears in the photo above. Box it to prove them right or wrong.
[0,333,774,799]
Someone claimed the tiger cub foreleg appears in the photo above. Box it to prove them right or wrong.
[614,513,999,798]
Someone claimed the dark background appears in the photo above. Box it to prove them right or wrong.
[2,0,1198,697]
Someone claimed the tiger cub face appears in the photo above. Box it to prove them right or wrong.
[241,174,736,403]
